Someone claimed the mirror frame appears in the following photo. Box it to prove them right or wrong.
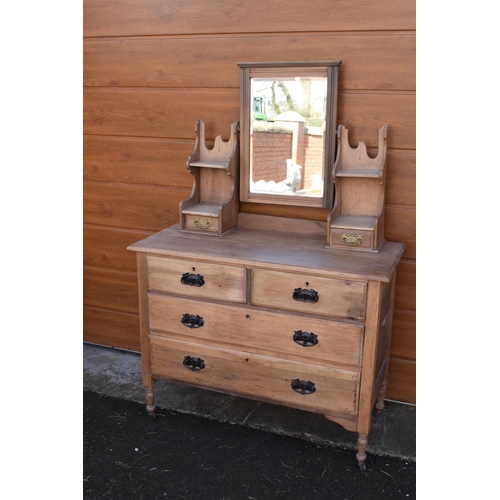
[238,61,341,208]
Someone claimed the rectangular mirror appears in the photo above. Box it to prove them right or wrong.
[238,61,341,208]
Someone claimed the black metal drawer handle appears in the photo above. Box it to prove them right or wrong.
[181,313,204,329]
[180,272,205,287]
[183,356,205,371]
[293,330,318,347]
[293,287,319,303]
[291,379,316,395]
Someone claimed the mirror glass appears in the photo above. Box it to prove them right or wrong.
[249,76,327,199]
[238,62,341,208]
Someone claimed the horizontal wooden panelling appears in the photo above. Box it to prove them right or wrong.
[84,0,416,38]
[385,206,416,260]
[83,88,240,140]
[394,260,416,312]
[84,137,194,187]
[84,33,415,91]
[386,357,415,404]
[83,182,189,231]
[338,92,415,150]
[391,310,416,359]
[84,88,415,149]
[83,268,139,314]
[83,139,415,204]
[84,306,140,352]
[386,151,416,206]
[84,225,150,272]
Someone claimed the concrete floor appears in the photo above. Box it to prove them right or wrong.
[83,342,415,461]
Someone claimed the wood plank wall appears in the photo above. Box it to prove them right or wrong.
[83,0,416,404]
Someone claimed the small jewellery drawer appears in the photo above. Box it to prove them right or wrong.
[149,336,360,417]
[328,229,374,250]
[148,294,364,370]
[147,255,246,303]
[183,213,220,233]
[251,269,367,320]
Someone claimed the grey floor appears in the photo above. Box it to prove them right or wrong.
[83,342,415,461]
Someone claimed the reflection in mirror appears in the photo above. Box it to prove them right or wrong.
[250,76,327,199]
[238,61,341,208]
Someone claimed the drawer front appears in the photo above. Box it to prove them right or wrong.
[329,229,374,250]
[251,269,367,320]
[148,294,364,371]
[183,214,220,233]
[147,255,246,303]
[150,336,360,417]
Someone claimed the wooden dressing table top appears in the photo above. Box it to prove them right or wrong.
[128,214,405,283]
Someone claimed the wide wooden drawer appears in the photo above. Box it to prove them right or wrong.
[147,255,246,303]
[150,336,360,417]
[148,294,364,371]
[251,269,367,320]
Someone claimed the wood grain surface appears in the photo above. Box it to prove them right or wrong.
[84,33,415,91]
[83,0,416,403]
[150,336,360,417]
[84,0,415,37]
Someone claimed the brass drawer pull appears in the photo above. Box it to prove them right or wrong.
[182,356,205,371]
[293,330,318,347]
[193,217,212,229]
[291,379,316,395]
[180,272,205,287]
[181,314,204,329]
[341,233,363,246]
[293,287,319,303]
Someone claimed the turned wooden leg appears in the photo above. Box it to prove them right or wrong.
[145,378,156,418]
[356,433,368,471]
